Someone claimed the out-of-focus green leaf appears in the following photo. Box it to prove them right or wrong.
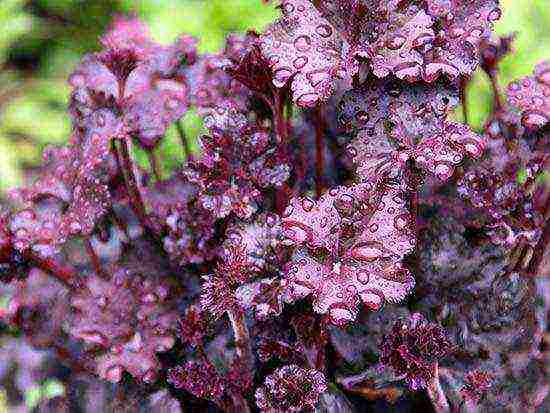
[119,0,277,52]
[24,379,65,410]
[1,80,71,144]
[0,132,24,191]
[0,0,34,66]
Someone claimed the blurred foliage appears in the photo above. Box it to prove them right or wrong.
[0,0,548,191]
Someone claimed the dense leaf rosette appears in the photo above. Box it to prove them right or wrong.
[380,313,453,390]
[8,112,121,250]
[457,140,546,248]
[200,245,253,319]
[185,103,290,219]
[460,370,494,404]
[168,360,226,401]
[369,0,501,81]
[458,73,548,250]
[255,364,327,412]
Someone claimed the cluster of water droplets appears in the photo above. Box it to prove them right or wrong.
[507,60,550,130]
[68,268,178,383]
[260,0,349,107]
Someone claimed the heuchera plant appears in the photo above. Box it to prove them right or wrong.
[0,1,548,412]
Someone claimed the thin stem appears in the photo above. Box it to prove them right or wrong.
[116,138,153,233]
[295,125,307,192]
[460,77,470,125]
[26,253,80,289]
[176,120,193,161]
[426,364,450,413]
[227,309,254,371]
[272,89,290,213]
[147,150,162,181]
[527,220,549,275]
[314,106,325,198]
[273,90,288,144]
[488,71,503,112]
[337,370,373,390]
[84,238,106,279]
[227,308,253,413]
[407,161,421,255]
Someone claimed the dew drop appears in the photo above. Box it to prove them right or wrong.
[273,68,293,87]
[306,69,330,88]
[464,142,482,157]
[301,197,315,212]
[294,35,312,52]
[352,243,384,261]
[386,34,406,50]
[357,270,370,285]
[316,24,333,38]
[296,93,319,107]
[105,365,123,383]
[293,56,308,69]
[435,163,452,179]
[487,8,501,22]
[330,307,354,324]
[282,204,295,218]
[282,2,295,13]
[361,292,383,311]
[508,81,520,92]
[356,111,370,124]
[394,214,409,230]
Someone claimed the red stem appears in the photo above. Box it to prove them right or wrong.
[176,120,193,161]
[489,71,503,112]
[147,150,162,181]
[26,253,80,289]
[426,364,450,413]
[407,161,420,252]
[314,106,325,198]
[273,90,290,213]
[459,77,470,125]
[296,124,307,192]
[116,138,154,233]
[226,308,254,412]
[227,309,254,372]
[273,90,287,144]
[84,238,106,279]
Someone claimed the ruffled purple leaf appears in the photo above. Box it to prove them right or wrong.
[340,78,484,182]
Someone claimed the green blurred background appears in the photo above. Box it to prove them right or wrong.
[0,0,548,191]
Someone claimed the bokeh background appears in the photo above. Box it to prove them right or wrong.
[0,0,548,190]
